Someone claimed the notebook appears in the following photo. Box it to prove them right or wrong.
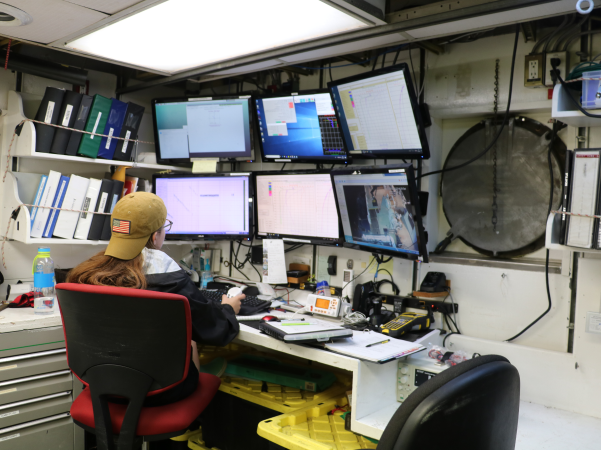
[259,319,352,343]
[323,330,425,364]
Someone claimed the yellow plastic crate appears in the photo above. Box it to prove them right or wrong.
[187,427,221,450]
[258,396,377,450]
[197,342,251,365]
[218,373,352,414]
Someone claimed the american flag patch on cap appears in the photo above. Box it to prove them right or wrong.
[112,219,131,234]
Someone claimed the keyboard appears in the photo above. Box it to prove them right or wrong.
[201,289,272,316]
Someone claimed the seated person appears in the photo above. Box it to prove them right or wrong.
[67,192,245,405]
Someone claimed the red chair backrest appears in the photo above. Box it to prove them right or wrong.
[56,283,192,396]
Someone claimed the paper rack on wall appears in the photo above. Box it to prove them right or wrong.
[0,91,191,173]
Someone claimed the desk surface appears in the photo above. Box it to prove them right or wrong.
[0,306,61,333]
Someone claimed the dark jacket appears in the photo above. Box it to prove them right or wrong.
[136,248,239,406]
[141,248,240,346]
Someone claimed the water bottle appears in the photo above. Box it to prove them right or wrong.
[200,259,213,289]
[33,247,55,315]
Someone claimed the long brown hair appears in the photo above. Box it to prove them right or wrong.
[67,231,160,289]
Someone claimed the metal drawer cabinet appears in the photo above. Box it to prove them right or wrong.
[0,391,72,428]
[0,370,72,405]
[0,349,68,382]
[0,413,73,450]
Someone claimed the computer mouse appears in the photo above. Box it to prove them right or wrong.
[260,315,280,322]
[227,287,243,298]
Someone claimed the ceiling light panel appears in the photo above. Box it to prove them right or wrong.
[64,0,370,74]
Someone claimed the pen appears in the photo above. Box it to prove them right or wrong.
[366,339,390,348]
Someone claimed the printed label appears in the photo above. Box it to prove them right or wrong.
[105,128,114,149]
[34,272,54,289]
[97,192,108,213]
[81,197,91,219]
[0,410,18,419]
[122,130,132,153]
[91,112,102,139]
[389,169,405,173]
[62,104,73,126]
[44,101,55,124]
[0,364,17,371]
[0,388,17,395]
[0,434,19,442]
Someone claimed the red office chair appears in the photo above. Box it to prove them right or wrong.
[55,283,221,450]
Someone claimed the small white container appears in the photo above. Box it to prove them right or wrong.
[34,296,54,315]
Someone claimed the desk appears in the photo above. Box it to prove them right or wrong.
[235,321,601,448]
[235,317,440,440]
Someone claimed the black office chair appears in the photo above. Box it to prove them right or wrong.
[377,355,520,450]
[56,283,221,450]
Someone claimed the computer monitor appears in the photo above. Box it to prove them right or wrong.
[152,95,254,165]
[254,90,349,164]
[255,171,342,245]
[330,164,428,262]
[328,63,430,160]
[153,173,253,241]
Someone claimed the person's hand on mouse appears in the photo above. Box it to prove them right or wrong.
[222,293,245,314]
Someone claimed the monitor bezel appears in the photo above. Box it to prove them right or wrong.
[329,164,429,263]
[253,89,350,165]
[253,170,344,246]
[151,94,255,166]
[327,63,430,160]
[153,172,254,242]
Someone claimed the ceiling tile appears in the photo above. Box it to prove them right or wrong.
[63,0,145,15]
[0,0,106,44]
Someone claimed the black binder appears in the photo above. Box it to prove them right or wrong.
[87,179,114,240]
[100,180,124,240]
[65,94,93,156]
[34,87,65,153]
[559,150,573,245]
[113,102,145,161]
[49,91,83,155]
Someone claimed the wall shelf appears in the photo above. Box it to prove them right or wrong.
[551,84,601,128]
[1,90,191,172]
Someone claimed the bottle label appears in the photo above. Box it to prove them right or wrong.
[34,273,54,289]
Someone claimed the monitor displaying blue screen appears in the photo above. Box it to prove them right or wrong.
[255,92,348,163]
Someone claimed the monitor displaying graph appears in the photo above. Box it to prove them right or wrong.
[255,172,341,244]
[154,174,252,240]
[328,63,429,159]
[255,91,348,163]
[152,95,253,163]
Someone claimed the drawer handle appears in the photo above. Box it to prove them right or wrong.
[0,349,66,364]
[0,412,70,435]
[0,370,71,388]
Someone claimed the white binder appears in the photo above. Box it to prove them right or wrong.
[73,178,102,240]
[53,175,90,239]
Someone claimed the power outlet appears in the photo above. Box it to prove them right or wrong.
[524,54,545,87]
[544,51,568,87]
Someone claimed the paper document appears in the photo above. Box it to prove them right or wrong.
[262,239,287,284]
[324,330,424,363]
[567,151,600,248]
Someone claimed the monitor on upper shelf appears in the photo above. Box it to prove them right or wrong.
[327,63,430,160]
[153,173,253,241]
[255,171,342,246]
[152,95,254,165]
[330,164,428,262]
[254,90,349,164]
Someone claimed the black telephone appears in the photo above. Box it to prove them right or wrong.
[352,281,375,316]
[420,272,447,293]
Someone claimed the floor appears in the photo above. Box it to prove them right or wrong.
[516,402,601,450]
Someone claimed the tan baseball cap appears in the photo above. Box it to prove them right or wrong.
[104,192,167,260]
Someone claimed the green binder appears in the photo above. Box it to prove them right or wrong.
[77,95,112,158]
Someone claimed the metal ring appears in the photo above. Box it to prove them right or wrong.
[576,0,594,15]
